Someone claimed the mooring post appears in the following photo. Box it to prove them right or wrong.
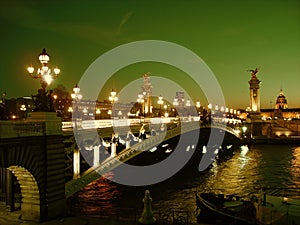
[138,190,156,225]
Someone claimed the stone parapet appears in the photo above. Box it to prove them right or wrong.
[27,112,62,135]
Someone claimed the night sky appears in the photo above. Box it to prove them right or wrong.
[1,0,299,109]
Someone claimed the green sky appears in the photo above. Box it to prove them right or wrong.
[0,0,299,109]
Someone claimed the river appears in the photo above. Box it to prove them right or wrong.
[69,144,300,223]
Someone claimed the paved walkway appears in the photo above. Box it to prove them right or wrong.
[0,204,133,225]
[0,203,213,225]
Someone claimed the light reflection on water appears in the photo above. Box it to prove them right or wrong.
[70,144,300,219]
[291,147,300,189]
[203,145,263,197]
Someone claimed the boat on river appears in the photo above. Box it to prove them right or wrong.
[196,191,300,225]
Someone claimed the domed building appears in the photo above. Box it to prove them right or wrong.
[275,89,288,109]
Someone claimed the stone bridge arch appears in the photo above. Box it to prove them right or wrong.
[8,165,40,221]
[0,135,67,222]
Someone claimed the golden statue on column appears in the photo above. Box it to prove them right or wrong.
[247,68,261,113]
[141,73,153,116]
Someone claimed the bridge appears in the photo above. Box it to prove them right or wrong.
[65,120,241,197]
[0,113,241,222]
[0,116,66,222]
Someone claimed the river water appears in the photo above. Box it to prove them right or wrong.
[70,144,300,222]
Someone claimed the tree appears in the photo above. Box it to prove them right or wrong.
[53,84,70,99]
[0,103,9,120]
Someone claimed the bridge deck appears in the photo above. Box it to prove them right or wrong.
[65,122,239,197]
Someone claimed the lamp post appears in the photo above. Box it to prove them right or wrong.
[20,104,27,119]
[173,98,179,107]
[96,108,101,120]
[196,101,201,117]
[70,84,83,180]
[71,84,83,101]
[68,106,73,120]
[157,95,164,117]
[163,104,169,117]
[71,84,83,128]
[185,99,191,117]
[109,89,118,118]
[172,97,179,117]
[27,48,60,91]
[109,89,118,104]
[27,49,60,112]
[137,92,146,117]
[242,125,247,138]
[186,99,191,107]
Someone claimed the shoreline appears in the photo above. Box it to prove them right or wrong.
[240,136,300,145]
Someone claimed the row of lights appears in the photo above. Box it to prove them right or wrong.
[25,50,240,119]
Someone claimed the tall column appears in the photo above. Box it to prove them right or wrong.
[73,149,80,179]
[142,73,152,116]
[126,137,131,149]
[247,68,262,138]
[93,145,100,167]
[248,68,261,113]
[111,143,117,157]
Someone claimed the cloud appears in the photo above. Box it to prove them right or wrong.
[1,3,135,47]
[0,2,42,30]
[117,11,133,35]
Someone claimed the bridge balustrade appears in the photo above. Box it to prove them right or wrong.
[0,121,45,138]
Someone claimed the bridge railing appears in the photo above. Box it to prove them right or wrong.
[0,121,46,138]
[65,120,241,197]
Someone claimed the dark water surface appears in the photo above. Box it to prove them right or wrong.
[70,144,300,222]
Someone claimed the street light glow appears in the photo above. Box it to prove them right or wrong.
[27,48,60,90]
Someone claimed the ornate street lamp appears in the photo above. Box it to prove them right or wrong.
[109,89,118,104]
[71,84,83,125]
[157,95,164,117]
[27,48,60,91]
[109,89,118,117]
[137,92,146,117]
[96,108,101,119]
[185,99,191,107]
[70,84,83,180]
[20,104,27,119]
[27,49,60,112]
[173,98,179,107]
[71,84,83,101]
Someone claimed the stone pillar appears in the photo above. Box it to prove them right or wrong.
[6,169,14,211]
[248,72,261,113]
[111,143,117,157]
[73,149,80,179]
[126,137,131,149]
[26,112,62,135]
[93,145,100,167]
[139,190,156,225]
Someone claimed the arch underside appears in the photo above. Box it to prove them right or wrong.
[8,165,40,222]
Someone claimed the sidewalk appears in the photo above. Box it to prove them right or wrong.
[0,204,132,225]
[0,203,213,225]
